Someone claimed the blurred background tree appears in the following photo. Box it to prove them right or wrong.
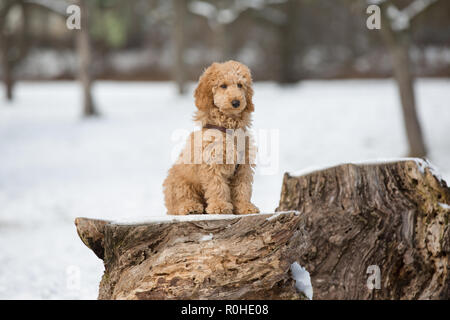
[3,0,447,83]
[377,0,439,157]
[77,0,98,117]
[0,0,449,150]
[172,0,187,94]
[0,0,30,101]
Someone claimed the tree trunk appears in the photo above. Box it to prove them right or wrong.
[0,0,29,102]
[0,35,14,101]
[213,0,229,62]
[172,0,187,95]
[277,159,449,299]
[279,0,300,84]
[380,12,427,157]
[77,0,98,117]
[5,73,13,100]
[76,160,449,300]
[3,56,13,101]
[213,23,227,61]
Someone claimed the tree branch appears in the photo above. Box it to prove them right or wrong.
[378,0,440,31]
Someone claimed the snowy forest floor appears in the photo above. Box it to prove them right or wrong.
[0,79,449,299]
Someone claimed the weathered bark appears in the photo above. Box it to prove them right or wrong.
[77,0,98,117]
[277,159,449,300]
[76,159,449,300]
[75,217,110,260]
[172,0,187,95]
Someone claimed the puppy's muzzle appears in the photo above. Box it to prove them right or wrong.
[231,100,240,108]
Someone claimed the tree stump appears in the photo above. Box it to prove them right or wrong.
[75,213,309,300]
[75,159,449,300]
[277,159,449,299]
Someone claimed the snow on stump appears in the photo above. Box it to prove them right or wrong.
[75,212,310,300]
[276,159,450,300]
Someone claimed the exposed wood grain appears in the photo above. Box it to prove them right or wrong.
[76,212,307,300]
[277,159,449,299]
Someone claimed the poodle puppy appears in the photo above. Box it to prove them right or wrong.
[163,60,260,215]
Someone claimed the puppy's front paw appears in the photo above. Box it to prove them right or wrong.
[170,201,204,215]
[233,202,260,215]
[206,201,233,214]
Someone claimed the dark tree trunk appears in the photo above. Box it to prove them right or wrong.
[0,0,29,102]
[213,0,229,62]
[76,160,449,300]
[5,73,13,101]
[380,8,427,157]
[213,23,228,61]
[172,0,187,95]
[2,53,14,101]
[392,38,426,157]
[279,0,300,84]
[77,0,98,117]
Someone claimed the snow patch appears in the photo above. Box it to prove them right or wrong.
[109,211,299,225]
[266,212,283,221]
[265,211,299,221]
[438,202,450,210]
[418,159,444,182]
[111,213,262,225]
[290,262,313,300]
[289,157,446,183]
[200,233,213,241]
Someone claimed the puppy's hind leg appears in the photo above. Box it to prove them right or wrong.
[230,164,259,215]
[164,177,204,215]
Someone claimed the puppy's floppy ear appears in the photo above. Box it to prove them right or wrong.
[245,84,254,112]
[194,63,217,111]
[243,66,255,112]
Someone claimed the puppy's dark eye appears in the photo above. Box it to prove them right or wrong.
[237,83,243,88]
[220,84,227,89]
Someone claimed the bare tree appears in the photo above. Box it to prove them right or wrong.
[188,0,231,61]
[0,0,30,101]
[189,0,298,82]
[172,0,187,95]
[22,0,97,116]
[377,0,439,157]
[188,0,273,61]
[77,0,98,117]
[279,0,300,84]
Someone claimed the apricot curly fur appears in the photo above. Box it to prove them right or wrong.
[163,61,260,215]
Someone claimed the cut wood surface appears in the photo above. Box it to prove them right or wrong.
[76,159,449,300]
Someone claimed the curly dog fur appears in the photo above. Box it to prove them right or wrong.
[163,60,260,215]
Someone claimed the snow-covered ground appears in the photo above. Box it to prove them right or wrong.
[0,79,449,299]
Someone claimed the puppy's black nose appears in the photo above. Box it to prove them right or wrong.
[231,100,240,108]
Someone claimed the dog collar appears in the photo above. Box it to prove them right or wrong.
[203,124,228,134]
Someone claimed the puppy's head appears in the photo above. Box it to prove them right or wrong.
[194,60,254,115]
